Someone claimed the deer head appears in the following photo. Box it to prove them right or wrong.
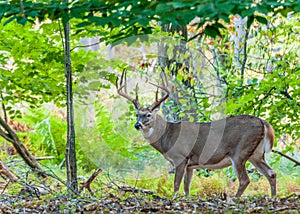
[116,69,170,134]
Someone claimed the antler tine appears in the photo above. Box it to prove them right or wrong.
[116,69,140,109]
[155,87,159,103]
[148,71,170,111]
[124,69,127,93]
[135,83,139,103]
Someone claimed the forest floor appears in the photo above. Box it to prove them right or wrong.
[0,190,299,213]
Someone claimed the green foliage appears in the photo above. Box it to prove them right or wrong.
[0,20,65,113]
[18,107,67,163]
[1,0,299,42]
[75,101,167,175]
[126,172,174,197]
[224,14,300,151]
[0,18,96,120]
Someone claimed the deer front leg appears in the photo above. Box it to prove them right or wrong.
[172,161,187,199]
[231,160,250,197]
[184,167,193,196]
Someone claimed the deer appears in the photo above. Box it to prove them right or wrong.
[116,70,276,199]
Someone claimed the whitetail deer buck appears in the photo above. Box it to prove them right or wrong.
[116,70,276,198]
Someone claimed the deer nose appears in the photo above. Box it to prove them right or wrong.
[134,122,142,130]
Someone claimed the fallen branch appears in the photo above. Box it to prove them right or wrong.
[0,160,19,182]
[36,156,55,161]
[272,149,300,167]
[0,117,47,177]
[8,156,55,163]
[118,186,155,195]
[79,168,103,195]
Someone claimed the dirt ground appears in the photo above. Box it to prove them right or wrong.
[0,192,299,213]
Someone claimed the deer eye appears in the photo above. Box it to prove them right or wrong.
[146,113,151,118]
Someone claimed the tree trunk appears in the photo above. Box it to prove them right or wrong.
[0,116,46,177]
[63,1,78,193]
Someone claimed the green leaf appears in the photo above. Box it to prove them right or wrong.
[247,15,254,28]
[216,3,235,13]
[61,13,70,25]
[88,16,110,26]
[295,5,300,12]
[255,16,268,25]
[17,17,28,25]
[4,16,17,25]
[241,8,255,17]
[204,25,221,38]
[155,3,172,13]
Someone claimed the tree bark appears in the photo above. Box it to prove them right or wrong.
[1,94,8,123]
[63,0,78,193]
[0,117,46,177]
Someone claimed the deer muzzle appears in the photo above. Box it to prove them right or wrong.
[134,122,142,130]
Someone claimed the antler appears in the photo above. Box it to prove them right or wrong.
[149,71,170,111]
[116,69,140,109]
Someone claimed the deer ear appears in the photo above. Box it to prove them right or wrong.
[152,108,159,115]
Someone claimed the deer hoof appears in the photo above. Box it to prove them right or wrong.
[172,192,179,200]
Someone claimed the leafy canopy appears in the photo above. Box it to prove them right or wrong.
[1,0,299,40]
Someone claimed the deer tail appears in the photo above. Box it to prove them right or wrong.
[262,120,275,153]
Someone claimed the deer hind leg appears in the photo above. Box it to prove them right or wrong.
[231,158,250,197]
[184,167,193,196]
[249,156,276,197]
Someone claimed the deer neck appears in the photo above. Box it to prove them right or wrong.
[141,114,167,144]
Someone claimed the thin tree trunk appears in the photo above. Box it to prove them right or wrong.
[1,94,8,123]
[63,0,78,193]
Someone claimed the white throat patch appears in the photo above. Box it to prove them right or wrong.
[142,127,154,138]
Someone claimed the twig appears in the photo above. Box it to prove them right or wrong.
[196,48,218,72]
[59,158,65,169]
[245,66,268,74]
[0,179,12,195]
[35,156,55,160]
[118,186,155,195]
[274,206,290,212]
[260,86,276,101]
[0,127,14,143]
[39,163,80,196]
[280,90,300,107]
[70,41,101,52]
[7,156,55,163]
[79,168,103,195]
[240,28,249,85]
[272,149,300,167]
[19,0,25,17]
